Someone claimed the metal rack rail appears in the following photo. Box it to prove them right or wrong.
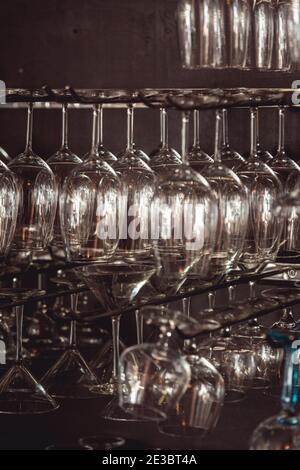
[0,86,298,110]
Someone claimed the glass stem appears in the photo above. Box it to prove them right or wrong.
[183,297,193,351]
[280,342,299,417]
[15,305,24,363]
[222,109,229,148]
[228,285,236,306]
[37,272,43,310]
[126,105,134,152]
[250,107,258,158]
[99,104,104,148]
[91,105,99,153]
[25,103,33,154]
[248,281,259,327]
[181,111,190,164]
[256,108,261,150]
[135,309,143,345]
[193,110,200,147]
[69,293,78,349]
[61,103,69,150]
[278,106,285,153]
[160,108,168,149]
[112,315,120,380]
[208,291,216,312]
[214,110,222,163]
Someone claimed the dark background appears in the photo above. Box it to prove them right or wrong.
[0,0,300,162]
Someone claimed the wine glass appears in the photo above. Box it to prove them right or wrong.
[237,107,283,272]
[74,260,157,397]
[60,105,120,262]
[219,109,245,171]
[250,332,300,450]
[269,107,300,258]
[83,105,117,164]
[41,272,99,399]
[201,110,249,277]
[113,105,155,261]
[8,103,58,260]
[0,289,59,414]
[47,103,82,255]
[117,105,150,163]
[186,110,213,173]
[149,108,181,167]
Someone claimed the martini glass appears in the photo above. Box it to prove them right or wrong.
[117,105,150,163]
[60,105,120,262]
[84,105,117,165]
[261,288,300,330]
[41,272,99,399]
[269,107,300,258]
[47,103,82,255]
[186,110,213,173]
[74,260,157,397]
[149,107,181,168]
[8,103,58,261]
[113,105,155,261]
[0,288,59,414]
[219,109,245,171]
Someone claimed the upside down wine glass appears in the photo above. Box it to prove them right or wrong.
[8,103,58,263]
[47,103,82,256]
[113,104,155,261]
[61,105,120,262]
[201,110,249,278]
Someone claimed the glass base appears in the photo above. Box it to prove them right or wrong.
[159,423,207,438]
[224,389,245,404]
[0,363,59,414]
[78,435,125,450]
[247,377,271,390]
[89,338,126,389]
[102,397,151,422]
[250,414,300,450]
[41,347,100,399]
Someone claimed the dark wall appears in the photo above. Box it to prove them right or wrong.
[1,0,300,161]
